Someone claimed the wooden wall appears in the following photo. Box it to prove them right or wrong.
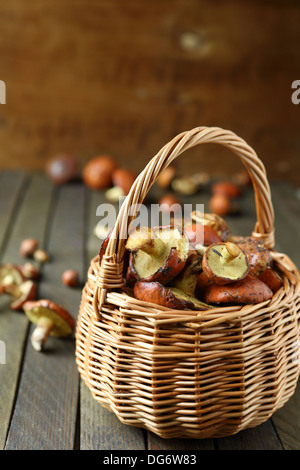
[0,0,300,184]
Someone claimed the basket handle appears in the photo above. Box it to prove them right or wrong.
[98,126,275,294]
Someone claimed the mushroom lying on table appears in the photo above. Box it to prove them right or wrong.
[0,264,25,293]
[125,226,189,285]
[5,280,37,311]
[23,299,75,351]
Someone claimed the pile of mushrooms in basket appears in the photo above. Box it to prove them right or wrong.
[111,210,282,311]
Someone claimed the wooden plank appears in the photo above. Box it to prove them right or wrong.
[0,172,53,450]
[5,182,85,450]
[215,421,282,450]
[79,189,146,450]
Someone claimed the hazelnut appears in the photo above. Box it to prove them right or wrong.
[33,249,50,263]
[158,194,182,214]
[211,181,241,199]
[209,194,231,216]
[83,156,118,190]
[45,154,79,185]
[112,168,137,195]
[62,269,80,287]
[20,238,39,258]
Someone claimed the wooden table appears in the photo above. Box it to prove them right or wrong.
[0,170,299,451]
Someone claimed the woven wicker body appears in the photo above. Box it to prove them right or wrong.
[76,127,300,439]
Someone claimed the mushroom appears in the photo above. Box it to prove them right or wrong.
[171,176,199,195]
[33,249,50,263]
[0,264,25,293]
[235,237,272,277]
[6,280,37,311]
[23,299,75,351]
[133,280,211,311]
[191,211,230,242]
[125,226,189,285]
[184,223,222,248]
[172,253,203,296]
[204,274,273,305]
[83,155,118,190]
[258,267,283,294]
[202,242,249,285]
[19,262,41,280]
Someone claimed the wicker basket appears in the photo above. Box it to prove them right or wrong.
[76,126,300,439]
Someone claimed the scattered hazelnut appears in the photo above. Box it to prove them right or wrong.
[211,181,241,199]
[209,193,231,216]
[45,154,79,185]
[158,194,182,214]
[33,249,50,263]
[83,155,118,190]
[62,269,80,287]
[20,238,39,258]
[112,168,137,195]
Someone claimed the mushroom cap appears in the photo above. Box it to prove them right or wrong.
[204,274,273,305]
[0,264,25,292]
[133,280,211,311]
[191,211,230,242]
[23,299,75,337]
[184,223,222,247]
[126,225,189,285]
[202,242,249,285]
[235,237,272,277]
[9,280,37,311]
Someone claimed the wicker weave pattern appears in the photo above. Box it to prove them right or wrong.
[76,127,300,439]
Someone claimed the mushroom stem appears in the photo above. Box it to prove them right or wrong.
[220,242,240,264]
[126,227,166,257]
[31,316,54,351]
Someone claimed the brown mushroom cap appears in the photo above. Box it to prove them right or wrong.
[191,211,230,242]
[202,242,249,285]
[133,280,211,311]
[185,223,222,248]
[204,274,273,305]
[8,280,37,311]
[258,268,283,294]
[235,237,272,277]
[23,299,75,351]
[126,226,189,285]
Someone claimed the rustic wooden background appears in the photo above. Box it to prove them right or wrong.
[0,0,300,184]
